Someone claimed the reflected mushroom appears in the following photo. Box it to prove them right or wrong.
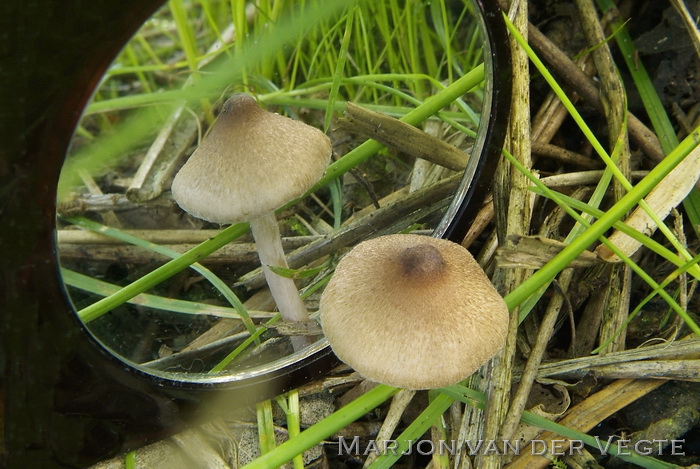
[172,93,332,348]
[320,234,509,389]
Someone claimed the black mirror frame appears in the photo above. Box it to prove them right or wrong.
[0,0,511,467]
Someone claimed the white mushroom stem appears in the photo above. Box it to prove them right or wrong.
[249,212,309,324]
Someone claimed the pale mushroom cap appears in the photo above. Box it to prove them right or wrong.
[320,234,509,390]
[171,93,332,223]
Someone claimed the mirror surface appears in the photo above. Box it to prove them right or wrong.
[55,0,489,382]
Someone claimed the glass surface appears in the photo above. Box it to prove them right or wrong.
[55,0,491,384]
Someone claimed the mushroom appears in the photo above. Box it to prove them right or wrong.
[320,234,509,389]
[171,93,332,346]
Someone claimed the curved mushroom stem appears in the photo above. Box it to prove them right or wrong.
[249,212,311,350]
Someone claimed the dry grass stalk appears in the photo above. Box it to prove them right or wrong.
[505,379,667,469]
[575,0,634,355]
[536,337,700,378]
[362,389,417,467]
[480,1,534,467]
[526,23,666,164]
[540,170,648,187]
[339,102,469,171]
[58,233,321,265]
[496,235,600,269]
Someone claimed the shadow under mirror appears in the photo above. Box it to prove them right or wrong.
[54,0,503,389]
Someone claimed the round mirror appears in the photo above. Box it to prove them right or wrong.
[55,0,509,389]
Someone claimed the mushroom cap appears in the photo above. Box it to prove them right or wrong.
[171,93,332,224]
[320,234,509,390]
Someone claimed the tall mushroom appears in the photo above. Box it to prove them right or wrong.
[320,234,509,389]
[172,93,332,347]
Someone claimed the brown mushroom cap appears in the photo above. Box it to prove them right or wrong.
[320,234,509,390]
[171,93,332,224]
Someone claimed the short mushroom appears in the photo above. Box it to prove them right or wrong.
[320,233,509,389]
[171,93,332,346]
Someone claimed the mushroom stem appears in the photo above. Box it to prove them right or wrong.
[249,212,310,344]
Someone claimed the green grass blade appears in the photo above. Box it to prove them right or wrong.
[595,0,700,235]
[257,399,277,455]
[329,178,343,230]
[325,6,356,132]
[62,268,268,321]
[502,12,700,311]
[267,258,332,279]
[240,385,399,469]
[441,385,675,469]
[59,1,355,199]
[208,317,276,373]
[367,392,455,469]
[593,252,700,353]
[429,0,453,82]
[503,143,700,336]
[517,412,675,469]
[503,126,700,310]
[124,451,136,469]
[530,188,700,281]
[63,216,256,333]
[169,0,202,79]
[516,123,625,321]
[504,13,696,259]
[284,390,305,469]
[72,221,250,324]
[520,180,699,338]
[302,62,485,197]
[594,0,675,150]
[209,269,333,373]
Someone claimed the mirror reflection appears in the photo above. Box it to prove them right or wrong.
[55,0,487,381]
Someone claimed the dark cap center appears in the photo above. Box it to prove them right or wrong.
[398,244,445,279]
